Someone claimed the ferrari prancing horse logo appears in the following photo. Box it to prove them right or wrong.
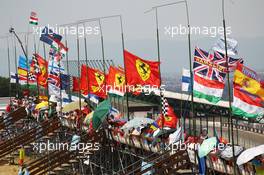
[95,72,104,86]
[115,73,125,86]
[136,59,151,81]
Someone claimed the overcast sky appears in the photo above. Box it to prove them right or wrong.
[0,0,263,77]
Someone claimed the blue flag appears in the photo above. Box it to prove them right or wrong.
[18,55,29,70]
[60,74,70,90]
[40,26,62,45]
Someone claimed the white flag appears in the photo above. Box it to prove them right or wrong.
[181,68,191,92]
[212,37,238,56]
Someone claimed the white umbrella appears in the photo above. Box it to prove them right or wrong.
[237,144,264,166]
[169,127,182,145]
[121,118,154,131]
[220,145,244,160]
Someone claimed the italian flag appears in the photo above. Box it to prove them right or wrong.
[193,74,225,104]
[232,85,264,118]
[29,16,38,25]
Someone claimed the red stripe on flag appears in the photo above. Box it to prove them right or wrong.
[30,16,38,21]
[194,74,225,89]
[234,85,263,107]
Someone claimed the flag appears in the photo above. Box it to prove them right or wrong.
[181,68,191,92]
[48,71,60,87]
[91,99,111,130]
[212,37,238,56]
[72,76,80,92]
[40,26,62,45]
[157,105,178,129]
[60,74,70,90]
[48,58,65,73]
[193,47,241,103]
[48,71,61,97]
[10,72,18,83]
[232,84,264,118]
[124,50,160,87]
[233,63,264,100]
[18,67,28,79]
[18,55,29,70]
[35,54,48,88]
[51,40,68,60]
[107,66,125,96]
[29,11,38,25]
[80,65,106,98]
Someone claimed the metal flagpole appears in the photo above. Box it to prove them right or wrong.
[33,35,40,97]
[146,0,195,136]
[64,33,72,100]
[144,6,164,139]
[7,36,12,105]
[9,28,30,91]
[42,42,50,107]
[76,24,82,112]
[98,19,107,95]
[83,23,91,104]
[13,36,19,98]
[119,15,130,120]
[222,0,236,174]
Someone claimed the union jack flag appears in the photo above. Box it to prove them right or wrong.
[193,47,242,83]
[48,71,60,87]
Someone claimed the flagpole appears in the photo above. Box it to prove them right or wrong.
[144,7,165,138]
[98,19,107,95]
[33,34,40,97]
[13,35,19,98]
[83,23,91,103]
[76,24,82,112]
[222,0,236,174]
[9,28,30,92]
[42,42,50,106]
[119,15,130,120]
[64,33,72,100]
[6,36,12,105]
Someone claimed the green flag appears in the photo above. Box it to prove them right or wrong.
[92,99,111,130]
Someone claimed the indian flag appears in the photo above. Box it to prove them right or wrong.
[232,85,264,118]
[193,73,225,104]
[29,12,38,25]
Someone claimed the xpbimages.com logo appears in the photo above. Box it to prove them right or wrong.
[31,141,100,154]
[95,83,166,96]
[32,24,100,38]
[164,24,232,37]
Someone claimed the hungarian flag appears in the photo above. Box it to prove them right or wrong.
[124,50,160,87]
[157,106,178,129]
[80,65,106,98]
[107,66,125,96]
[29,11,38,25]
[232,84,264,118]
[34,54,48,88]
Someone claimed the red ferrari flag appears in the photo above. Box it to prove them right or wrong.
[107,66,125,95]
[80,65,106,98]
[124,50,160,87]
[34,54,48,88]
[157,106,178,129]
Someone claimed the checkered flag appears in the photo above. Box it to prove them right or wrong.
[32,54,41,74]
[28,72,36,81]
[161,91,169,116]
